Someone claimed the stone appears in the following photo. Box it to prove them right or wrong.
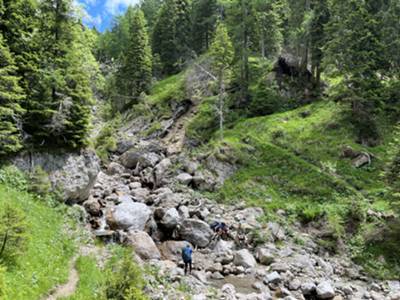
[131,188,150,202]
[264,272,281,284]
[301,281,316,295]
[178,206,190,218]
[109,198,151,231]
[221,283,236,296]
[127,230,161,260]
[129,182,142,189]
[107,162,125,175]
[193,294,207,300]
[184,161,199,175]
[13,150,100,203]
[154,158,172,183]
[352,153,371,168]
[176,173,193,185]
[256,248,275,265]
[268,222,285,241]
[83,198,101,216]
[214,240,235,254]
[288,279,301,291]
[178,219,213,248]
[316,281,335,299]
[370,291,385,300]
[120,149,161,169]
[158,241,192,262]
[161,208,181,229]
[234,249,257,269]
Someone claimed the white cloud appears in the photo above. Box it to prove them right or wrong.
[105,0,140,14]
[73,1,103,28]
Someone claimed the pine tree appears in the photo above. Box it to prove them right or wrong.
[325,0,383,144]
[0,33,25,156]
[23,0,93,148]
[209,22,234,140]
[152,0,178,75]
[116,9,152,111]
[192,0,218,54]
[152,0,192,75]
[140,0,162,34]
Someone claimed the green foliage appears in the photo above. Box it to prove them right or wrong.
[0,203,27,265]
[0,184,75,299]
[0,33,25,156]
[0,165,28,191]
[28,166,52,198]
[191,0,218,54]
[115,9,152,112]
[103,247,148,300]
[95,117,121,163]
[248,79,285,117]
[0,265,8,299]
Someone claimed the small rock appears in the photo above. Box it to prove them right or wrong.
[176,173,193,185]
[233,249,257,268]
[264,272,281,284]
[301,281,316,295]
[107,162,125,175]
[316,281,335,299]
[256,248,275,265]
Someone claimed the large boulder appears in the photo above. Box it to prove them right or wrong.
[120,148,161,169]
[178,219,213,248]
[12,150,100,203]
[159,240,192,261]
[109,197,152,230]
[127,230,161,260]
[161,208,181,229]
[233,249,257,268]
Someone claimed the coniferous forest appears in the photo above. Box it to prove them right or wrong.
[1,0,400,299]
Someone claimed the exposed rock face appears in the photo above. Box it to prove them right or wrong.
[127,230,161,260]
[109,197,151,230]
[178,219,213,248]
[13,150,100,203]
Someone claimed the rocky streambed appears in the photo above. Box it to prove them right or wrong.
[65,136,399,300]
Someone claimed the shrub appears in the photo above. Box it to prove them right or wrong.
[248,80,285,117]
[95,117,121,163]
[0,204,28,265]
[103,248,148,300]
[28,166,51,197]
[0,166,27,191]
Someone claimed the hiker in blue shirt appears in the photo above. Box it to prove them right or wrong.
[181,244,193,275]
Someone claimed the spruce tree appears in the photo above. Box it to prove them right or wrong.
[0,34,25,155]
[192,0,218,54]
[116,9,152,111]
[325,0,383,143]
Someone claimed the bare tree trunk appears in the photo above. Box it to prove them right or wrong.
[0,230,9,258]
[218,70,225,140]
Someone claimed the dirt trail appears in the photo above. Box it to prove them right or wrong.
[162,104,197,155]
[45,258,79,300]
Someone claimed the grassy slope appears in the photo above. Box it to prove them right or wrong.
[203,100,398,278]
[0,184,75,300]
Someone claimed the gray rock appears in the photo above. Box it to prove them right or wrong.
[106,162,125,175]
[131,188,150,202]
[161,208,181,229]
[268,222,285,241]
[159,241,192,262]
[178,219,213,248]
[129,182,142,189]
[155,158,172,183]
[316,281,335,299]
[13,150,100,203]
[288,278,301,291]
[83,197,101,216]
[234,249,257,268]
[184,161,199,175]
[120,149,161,169]
[110,198,151,230]
[256,248,275,265]
[178,206,190,218]
[301,281,316,295]
[176,173,193,185]
[264,271,281,284]
[127,230,161,260]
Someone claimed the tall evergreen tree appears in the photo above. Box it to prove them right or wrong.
[325,0,383,143]
[0,33,25,155]
[191,0,218,54]
[140,0,162,34]
[24,0,93,148]
[152,0,192,75]
[116,9,152,111]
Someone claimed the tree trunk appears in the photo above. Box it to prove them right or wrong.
[0,230,9,258]
[218,70,225,140]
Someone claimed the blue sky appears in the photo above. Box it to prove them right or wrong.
[75,0,140,32]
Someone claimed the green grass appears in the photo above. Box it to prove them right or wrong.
[204,101,399,276]
[0,184,75,300]
[65,256,103,300]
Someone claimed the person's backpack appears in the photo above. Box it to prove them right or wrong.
[210,221,220,231]
[182,246,192,261]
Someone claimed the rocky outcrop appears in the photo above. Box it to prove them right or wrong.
[13,150,100,203]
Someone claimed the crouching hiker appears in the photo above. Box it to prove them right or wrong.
[181,244,193,275]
